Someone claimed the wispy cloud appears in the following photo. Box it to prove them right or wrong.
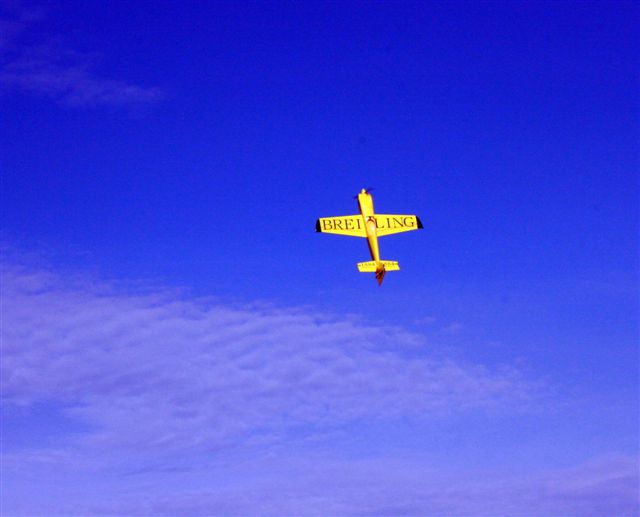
[0,5,162,106]
[0,2,44,50]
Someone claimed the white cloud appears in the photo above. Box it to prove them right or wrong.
[2,261,537,457]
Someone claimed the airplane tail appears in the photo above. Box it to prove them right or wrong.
[357,260,400,285]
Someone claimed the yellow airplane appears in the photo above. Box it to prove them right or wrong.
[316,189,423,285]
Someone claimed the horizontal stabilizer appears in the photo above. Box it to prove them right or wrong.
[357,260,400,272]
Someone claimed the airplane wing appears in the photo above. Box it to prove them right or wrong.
[374,214,424,236]
[316,215,367,237]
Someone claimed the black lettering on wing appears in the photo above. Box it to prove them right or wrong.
[322,219,333,230]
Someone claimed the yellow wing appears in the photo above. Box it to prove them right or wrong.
[316,215,366,237]
[374,214,424,236]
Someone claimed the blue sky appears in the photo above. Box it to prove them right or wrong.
[1,1,638,515]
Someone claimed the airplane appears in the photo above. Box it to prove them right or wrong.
[316,188,423,285]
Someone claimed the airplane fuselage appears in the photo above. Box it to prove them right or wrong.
[357,189,380,263]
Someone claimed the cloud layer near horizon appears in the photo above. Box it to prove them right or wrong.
[2,259,638,516]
